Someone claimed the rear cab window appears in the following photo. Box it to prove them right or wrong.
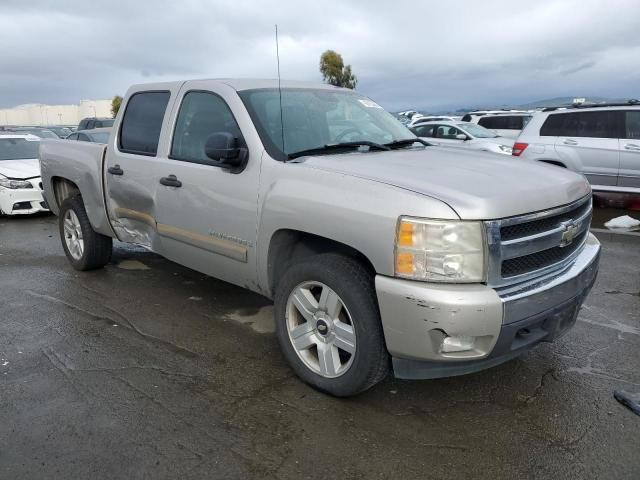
[119,91,171,156]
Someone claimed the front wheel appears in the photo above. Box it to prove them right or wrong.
[274,253,389,397]
[59,195,112,271]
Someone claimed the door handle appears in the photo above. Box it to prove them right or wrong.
[108,164,124,175]
[159,175,182,188]
[562,139,578,146]
[624,143,640,151]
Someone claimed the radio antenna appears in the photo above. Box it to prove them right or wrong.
[275,24,285,154]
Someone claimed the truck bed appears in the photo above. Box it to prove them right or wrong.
[39,139,114,237]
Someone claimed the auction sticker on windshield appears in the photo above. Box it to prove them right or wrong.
[358,99,383,108]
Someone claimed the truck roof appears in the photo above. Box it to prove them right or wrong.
[128,78,347,93]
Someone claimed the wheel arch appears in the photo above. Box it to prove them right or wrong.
[266,229,376,298]
[538,159,567,168]
[51,176,81,211]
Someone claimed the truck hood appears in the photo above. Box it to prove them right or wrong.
[0,159,40,179]
[300,147,590,220]
[472,136,514,147]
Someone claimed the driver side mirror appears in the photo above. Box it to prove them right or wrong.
[204,132,247,171]
[455,134,468,141]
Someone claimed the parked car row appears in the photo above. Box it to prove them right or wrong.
[513,102,640,194]
[0,117,113,215]
[399,101,640,194]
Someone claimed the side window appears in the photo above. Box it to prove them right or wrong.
[540,113,566,136]
[434,125,460,139]
[413,125,435,137]
[67,133,78,140]
[542,111,622,138]
[78,133,90,142]
[119,91,170,156]
[479,116,520,130]
[86,120,95,129]
[624,111,640,139]
[170,91,243,164]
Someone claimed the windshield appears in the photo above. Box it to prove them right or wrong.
[0,138,40,160]
[239,88,416,160]
[456,122,498,138]
[89,131,110,143]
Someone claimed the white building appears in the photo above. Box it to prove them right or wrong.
[0,99,112,126]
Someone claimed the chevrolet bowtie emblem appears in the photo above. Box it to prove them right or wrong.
[560,221,579,247]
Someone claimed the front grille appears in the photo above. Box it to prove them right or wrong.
[486,195,592,286]
[500,200,591,241]
[501,229,588,278]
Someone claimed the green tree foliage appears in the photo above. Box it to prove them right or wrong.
[111,95,123,118]
[319,50,357,89]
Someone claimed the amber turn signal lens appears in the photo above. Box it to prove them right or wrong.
[398,221,414,247]
[396,252,414,274]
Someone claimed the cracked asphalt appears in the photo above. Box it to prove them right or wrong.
[1,213,639,479]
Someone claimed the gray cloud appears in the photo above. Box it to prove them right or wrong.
[1,0,639,111]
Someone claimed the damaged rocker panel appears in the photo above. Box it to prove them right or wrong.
[114,207,248,263]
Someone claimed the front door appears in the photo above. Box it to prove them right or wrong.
[153,82,262,289]
[619,110,640,189]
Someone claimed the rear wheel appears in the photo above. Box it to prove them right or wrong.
[274,253,389,397]
[59,195,112,270]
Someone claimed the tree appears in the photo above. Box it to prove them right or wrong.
[111,95,123,118]
[319,50,357,89]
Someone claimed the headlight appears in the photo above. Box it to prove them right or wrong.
[395,217,486,282]
[498,145,513,154]
[0,177,33,189]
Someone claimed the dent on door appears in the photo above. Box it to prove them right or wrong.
[108,176,158,247]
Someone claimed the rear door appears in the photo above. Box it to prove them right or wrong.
[619,110,640,189]
[104,86,178,250]
[153,81,262,288]
[553,110,622,187]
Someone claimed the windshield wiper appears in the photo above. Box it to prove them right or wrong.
[384,138,430,148]
[287,141,390,160]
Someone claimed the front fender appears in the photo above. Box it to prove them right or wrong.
[255,161,459,293]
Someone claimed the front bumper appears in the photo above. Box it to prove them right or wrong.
[0,178,49,215]
[375,233,601,379]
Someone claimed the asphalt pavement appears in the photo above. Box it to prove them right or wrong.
[1,212,639,479]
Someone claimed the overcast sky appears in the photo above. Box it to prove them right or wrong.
[1,0,639,111]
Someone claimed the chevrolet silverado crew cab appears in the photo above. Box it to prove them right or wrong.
[40,79,601,397]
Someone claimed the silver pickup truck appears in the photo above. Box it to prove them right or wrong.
[40,79,601,396]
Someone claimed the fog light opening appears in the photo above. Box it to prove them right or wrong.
[440,335,476,353]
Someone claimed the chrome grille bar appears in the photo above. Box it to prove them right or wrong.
[485,195,592,288]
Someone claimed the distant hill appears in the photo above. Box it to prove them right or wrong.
[399,96,638,116]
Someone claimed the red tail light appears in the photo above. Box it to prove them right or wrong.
[512,142,528,156]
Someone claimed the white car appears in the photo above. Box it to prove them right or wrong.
[408,115,456,127]
[410,121,514,155]
[0,134,49,215]
[461,111,533,139]
[514,102,640,193]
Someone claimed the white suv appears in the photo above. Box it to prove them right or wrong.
[461,111,533,139]
[514,103,640,194]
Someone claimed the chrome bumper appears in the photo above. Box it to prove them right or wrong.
[375,233,601,380]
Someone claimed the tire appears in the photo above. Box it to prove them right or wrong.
[59,195,112,271]
[274,253,389,397]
